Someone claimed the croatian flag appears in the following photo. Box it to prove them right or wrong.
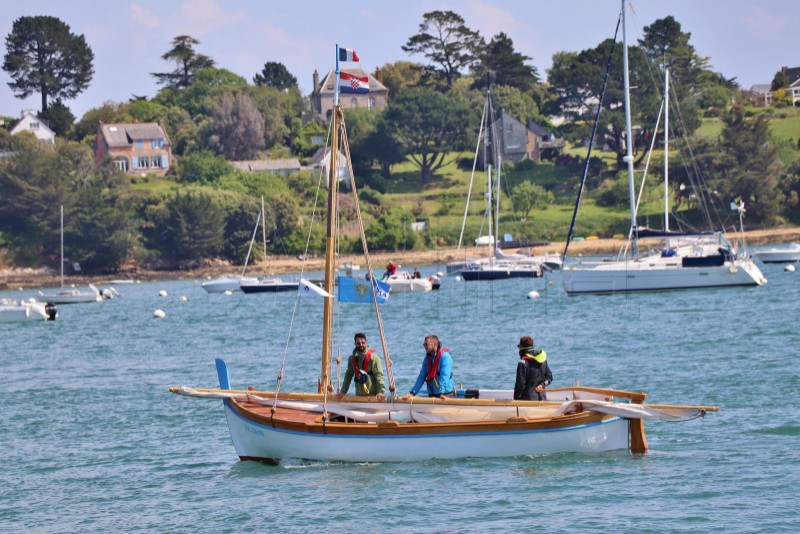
[339,72,369,94]
[339,47,360,62]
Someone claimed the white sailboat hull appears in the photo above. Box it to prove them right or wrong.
[563,257,766,294]
[752,243,800,263]
[201,275,257,293]
[37,284,103,304]
[221,400,630,462]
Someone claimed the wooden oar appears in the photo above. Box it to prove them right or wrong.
[170,386,718,411]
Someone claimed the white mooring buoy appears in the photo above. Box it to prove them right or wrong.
[785,264,796,272]
[153,309,166,319]
[158,290,168,297]
[527,290,541,299]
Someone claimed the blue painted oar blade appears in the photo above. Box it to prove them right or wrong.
[215,358,231,390]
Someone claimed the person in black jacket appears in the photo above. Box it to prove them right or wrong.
[513,335,553,401]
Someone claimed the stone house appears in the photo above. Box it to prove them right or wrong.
[484,112,565,166]
[95,122,172,177]
[310,68,388,121]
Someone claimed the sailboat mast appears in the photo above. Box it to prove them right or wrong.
[60,204,64,288]
[621,0,638,258]
[320,106,340,394]
[664,67,670,233]
[260,196,267,275]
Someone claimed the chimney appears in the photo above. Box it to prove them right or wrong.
[312,69,321,113]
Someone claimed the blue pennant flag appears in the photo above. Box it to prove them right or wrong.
[338,276,390,303]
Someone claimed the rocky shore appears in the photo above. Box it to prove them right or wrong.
[2,226,799,290]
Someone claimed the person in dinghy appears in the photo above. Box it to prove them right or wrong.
[337,332,386,400]
[403,334,454,399]
[513,335,552,401]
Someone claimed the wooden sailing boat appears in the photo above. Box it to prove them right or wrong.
[171,45,717,464]
[561,3,766,295]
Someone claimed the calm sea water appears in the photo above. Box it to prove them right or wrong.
[2,261,798,533]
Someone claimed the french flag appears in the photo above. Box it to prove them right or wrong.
[339,72,369,94]
[338,47,359,62]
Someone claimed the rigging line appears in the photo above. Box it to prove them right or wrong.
[457,93,488,254]
[240,208,262,277]
[563,12,623,260]
[635,98,664,222]
[340,113,396,396]
[271,118,334,398]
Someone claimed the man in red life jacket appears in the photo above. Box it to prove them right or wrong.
[383,261,397,280]
[337,332,385,400]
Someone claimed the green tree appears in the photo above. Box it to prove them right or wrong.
[382,88,474,185]
[375,61,427,96]
[472,32,539,91]
[39,101,75,138]
[266,193,300,247]
[638,17,707,85]
[778,157,800,222]
[178,150,234,184]
[707,106,782,224]
[70,170,136,273]
[253,61,298,91]
[220,198,261,262]
[206,92,266,160]
[402,10,482,89]
[151,35,215,89]
[548,39,658,169]
[0,137,133,270]
[72,101,132,142]
[365,118,406,180]
[359,211,418,252]
[511,181,554,221]
[160,190,226,262]
[771,69,788,91]
[154,67,247,118]
[3,16,94,113]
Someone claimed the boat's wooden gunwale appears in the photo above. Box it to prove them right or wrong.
[229,398,615,436]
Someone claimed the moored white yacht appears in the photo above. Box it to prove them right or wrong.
[562,44,765,295]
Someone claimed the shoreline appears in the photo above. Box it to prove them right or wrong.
[2,226,799,290]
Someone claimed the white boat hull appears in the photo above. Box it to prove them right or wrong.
[37,284,103,304]
[221,400,630,462]
[385,272,432,292]
[563,257,766,294]
[0,302,57,323]
[201,275,257,293]
[752,244,800,263]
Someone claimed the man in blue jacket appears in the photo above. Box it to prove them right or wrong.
[404,334,454,398]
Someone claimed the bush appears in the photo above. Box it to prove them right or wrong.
[359,173,388,193]
[515,159,537,172]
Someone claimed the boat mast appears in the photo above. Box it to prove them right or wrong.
[621,0,638,259]
[319,46,343,394]
[487,91,496,257]
[260,195,268,275]
[60,204,64,288]
[664,67,670,233]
